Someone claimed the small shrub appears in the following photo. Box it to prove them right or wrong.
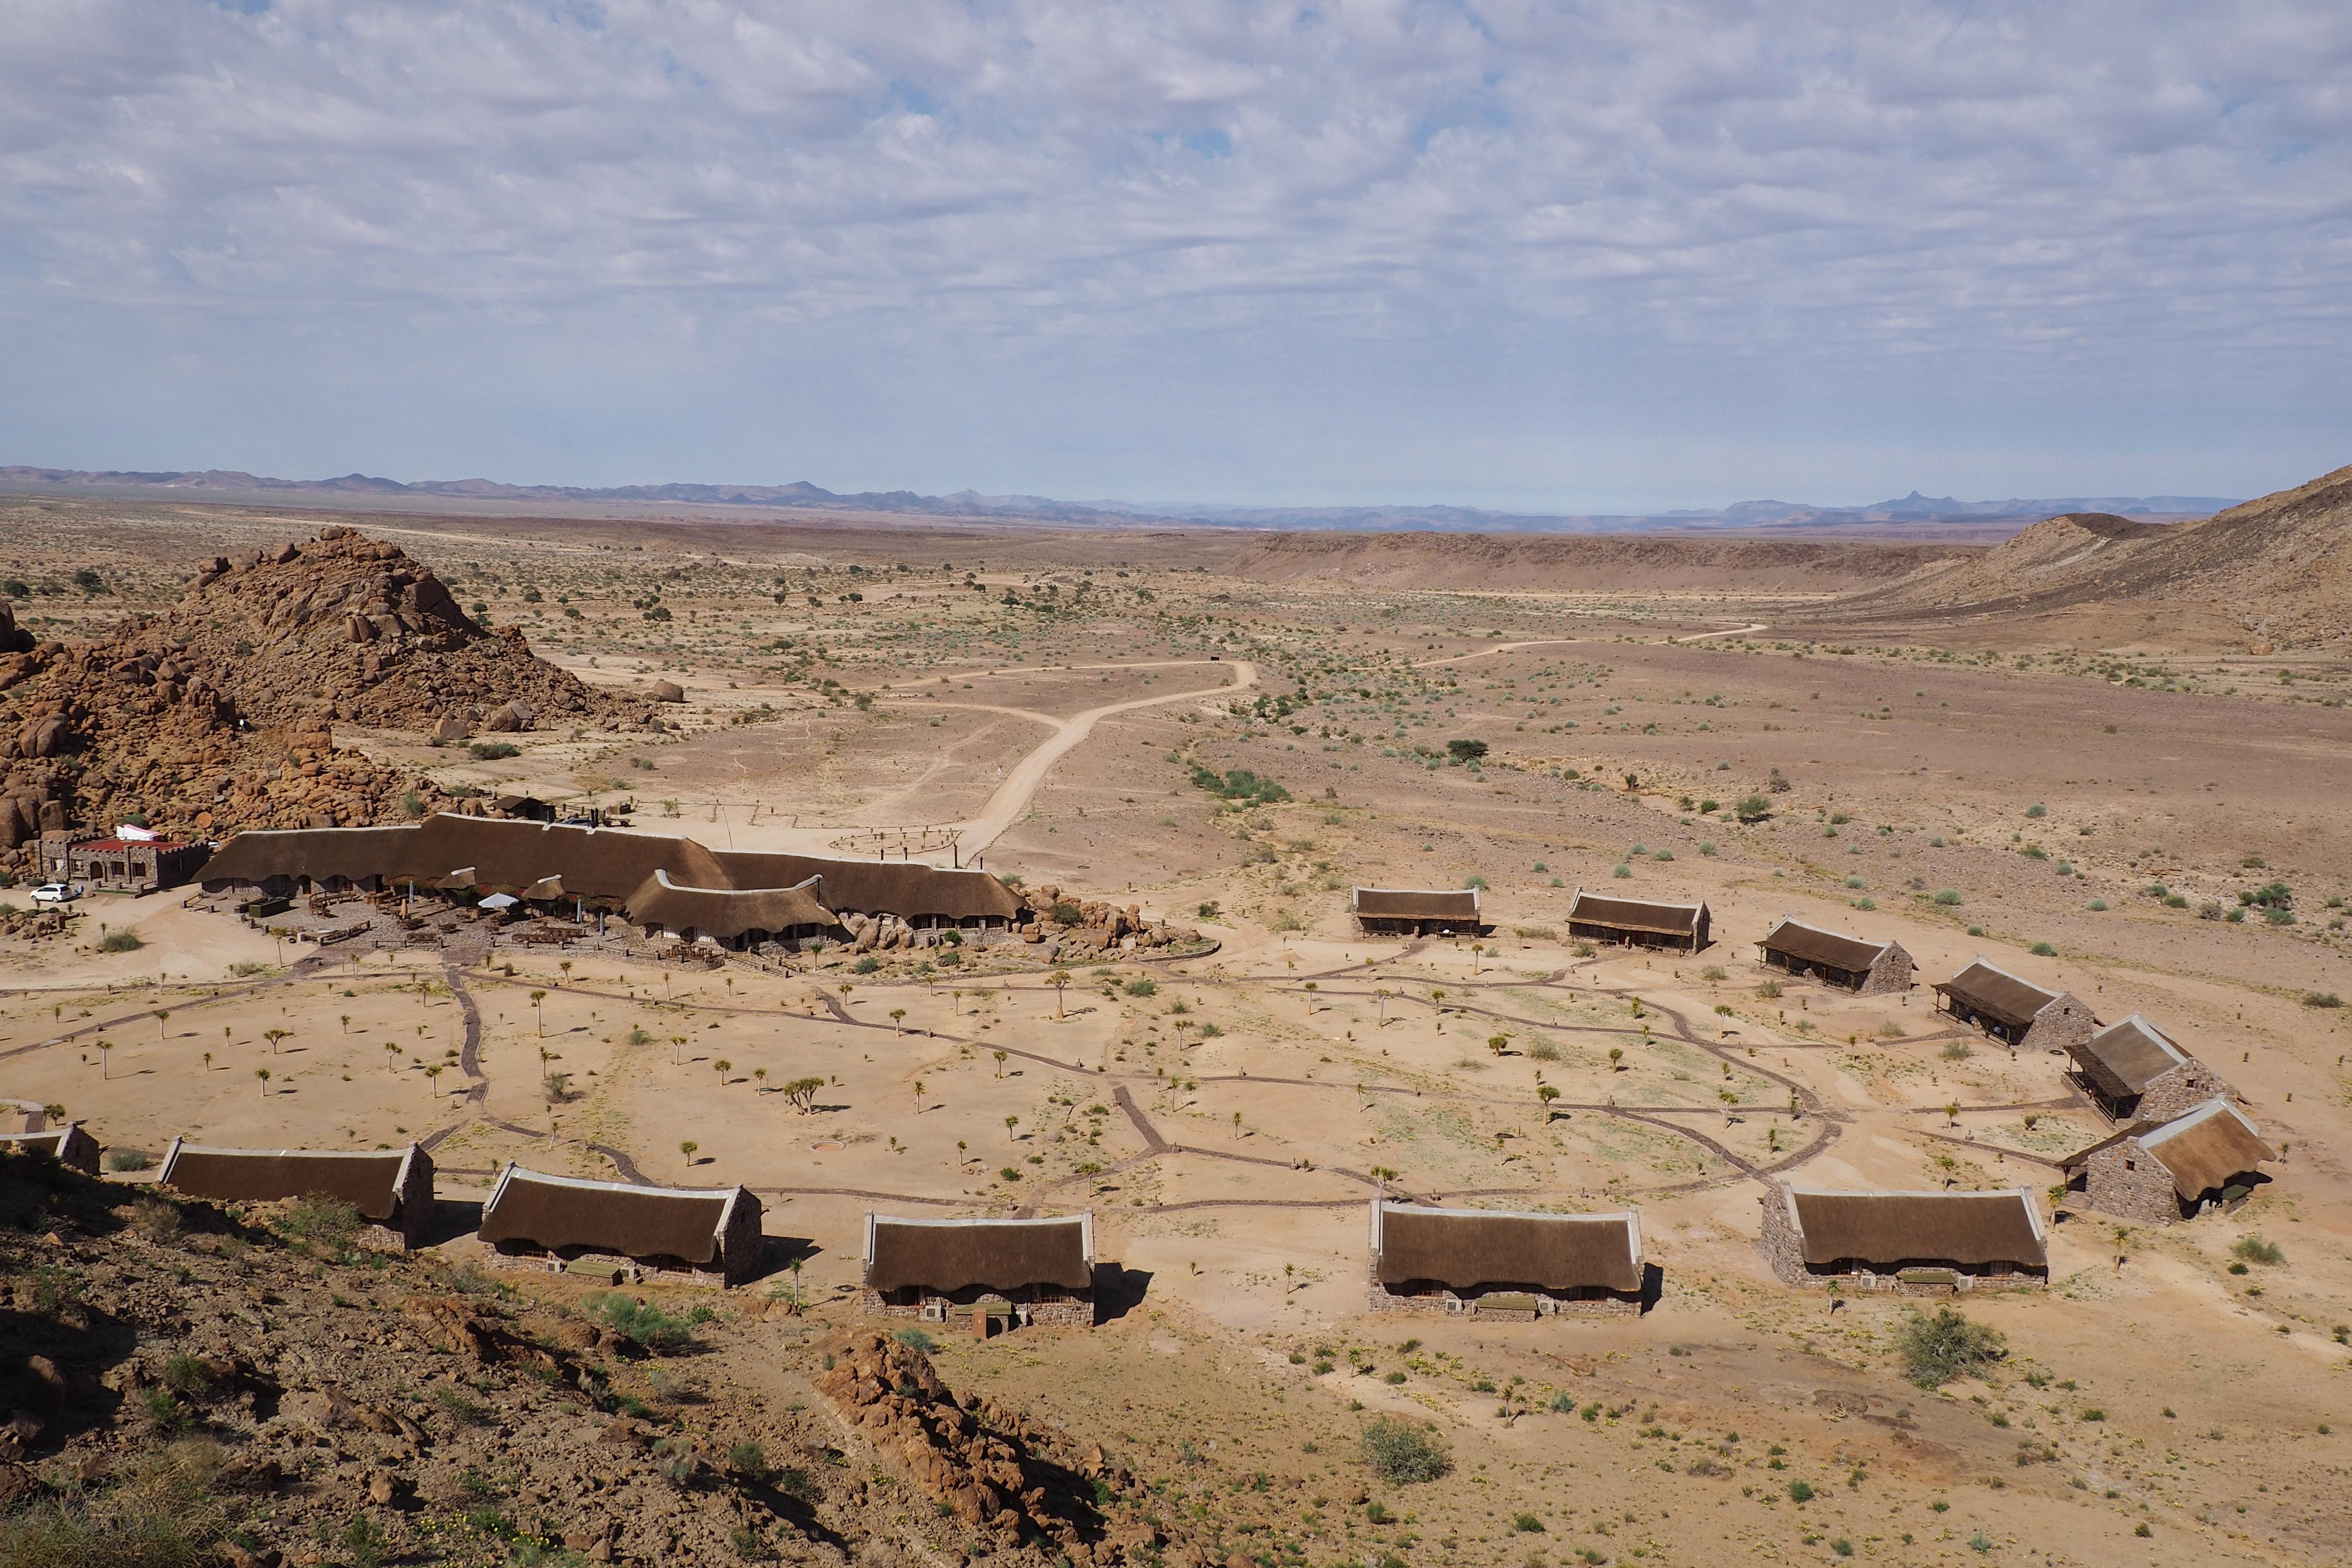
[433,1385,490,1426]
[100,929,145,952]
[2232,1234,2286,1267]
[467,741,521,761]
[1361,1416,1451,1484]
[1941,1040,1973,1061]
[584,1292,695,1352]
[278,1193,365,1256]
[1513,1513,1546,1533]
[2029,941,2057,957]
[1787,1479,1815,1503]
[895,1328,937,1352]
[1932,888,1963,906]
[107,1147,156,1172]
[729,1440,773,1482]
[1898,1306,2006,1387]
[2303,992,2344,1009]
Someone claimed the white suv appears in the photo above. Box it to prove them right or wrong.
[29,883,76,904]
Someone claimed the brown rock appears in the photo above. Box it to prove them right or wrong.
[365,1472,396,1506]
[650,679,686,703]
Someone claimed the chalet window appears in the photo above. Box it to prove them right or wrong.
[2123,1160,2136,1171]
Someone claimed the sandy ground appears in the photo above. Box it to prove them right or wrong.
[6,501,2351,1565]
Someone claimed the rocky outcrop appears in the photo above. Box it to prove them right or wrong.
[0,527,648,870]
[817,1329,1183,1565]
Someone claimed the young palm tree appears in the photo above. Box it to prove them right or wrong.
[155,1009,170,1040]
[531,990,548,1036]
[254,1067,271,1097]
[889,1008,906,1035]
[680,1140,699,1165]
[97,1039,113,1079]
[1049,969,1072,1018]
[715,1058,732,1086]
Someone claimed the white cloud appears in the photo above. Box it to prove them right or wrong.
[2,0,2347,504]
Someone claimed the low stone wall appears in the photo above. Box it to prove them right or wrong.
[1365,1287,1638,1318]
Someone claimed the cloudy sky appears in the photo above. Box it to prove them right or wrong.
[4,1,2347,509]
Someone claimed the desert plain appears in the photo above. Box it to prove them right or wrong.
[3,478,2350,1568]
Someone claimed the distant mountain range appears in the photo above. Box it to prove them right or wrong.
[0,464,2239,535]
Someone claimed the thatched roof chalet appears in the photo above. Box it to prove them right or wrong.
[2062,1098,2275,1202]
[625,870,832,942]
[159,1137,434,1246]
[1778,1184,2046,1271]
[0,1122,101,1177]
[1569,890,1708,938]
[479,1164,763,1285]
[1351,887,1483,924]
[1932,959,2064,1031]
[2068,1015,2193,1100]
[1370,1200,1642,1293]
[1758,918,1889,972]
[863,1213,1095,1295]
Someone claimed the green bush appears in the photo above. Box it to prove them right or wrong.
[1361,1416,1450,1484]
[1123,978,1158,998]
[2232,1234,2286,1267]
[277,1193,365,1255]
[107,1147,157,1172]
[583,1293,695,1352]
[1190,765,1290,805]
[1932,889,1963,905]
[1897,1306,2006,1386]
[2305,992,2344,1009]
[895,1328,937,1352]
[1735,795,1771,823]
[100,929,145,953]
[467,741,521,761]
[1787,1479,1816,1502]
[2029,941,2057,957]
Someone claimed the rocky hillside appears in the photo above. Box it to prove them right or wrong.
[0,526,644,866]
[172,526,626,733]
[0,1150,1197,1568]
[1836,462,2352,648]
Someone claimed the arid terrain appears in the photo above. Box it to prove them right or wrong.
[4,470,2350,1568]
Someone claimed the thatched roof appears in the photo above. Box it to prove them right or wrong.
[159,1139,421,1220]
[1567,889,1708,937]
[479,1164,750,1266]
[1371,1201,1641,1292]
[2068,1015,2190,1098]
[713,851,1025,920]
[1931,958,2061,1030]
[1782,1185,2046,1269]
[1756,917,1893,972]
[863,1212,1093,1293]
[1351,887,1482,922]
[624,870,832,940]
[408,816,734,901]
[198,824,424,886]
[2063,1098,2273,1200]
[201,815,1026,922]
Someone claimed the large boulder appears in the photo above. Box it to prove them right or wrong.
[650,680,686,704]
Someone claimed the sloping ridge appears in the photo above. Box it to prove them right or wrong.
[1222,531,1968,593]
[1837,463,2352,647]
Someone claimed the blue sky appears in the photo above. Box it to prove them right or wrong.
[3,0,2347,510]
